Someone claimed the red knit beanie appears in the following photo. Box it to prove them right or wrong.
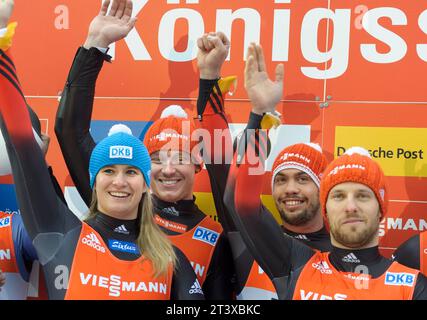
[271,143,328,190]
[143,105,203,167]
[320,147,388,218]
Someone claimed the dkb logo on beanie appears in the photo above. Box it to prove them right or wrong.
[89,124,151,188]
[109,146,133,159]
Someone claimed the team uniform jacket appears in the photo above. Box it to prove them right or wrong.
[159,212,222,285]
[64,223,173,300]
[240,227,331,300]
[291,252,418,300]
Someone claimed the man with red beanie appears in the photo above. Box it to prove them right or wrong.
[393,230,427,277]
[140,105,235,299]
[234,143,331,299]
[223,42,427,299]
[193,40,331,299]
[191,39,331,300]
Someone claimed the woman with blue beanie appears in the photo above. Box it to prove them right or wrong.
[0,24,203,297]
[55,0,235,299]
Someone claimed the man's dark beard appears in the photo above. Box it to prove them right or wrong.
[279,201,320,226]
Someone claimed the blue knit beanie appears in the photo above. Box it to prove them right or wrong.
[89,124,151,188]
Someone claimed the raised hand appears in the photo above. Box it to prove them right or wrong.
[0,0,14,29]
[244,43,284,115]
[197,31,230,79]
[84,0,136,49]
